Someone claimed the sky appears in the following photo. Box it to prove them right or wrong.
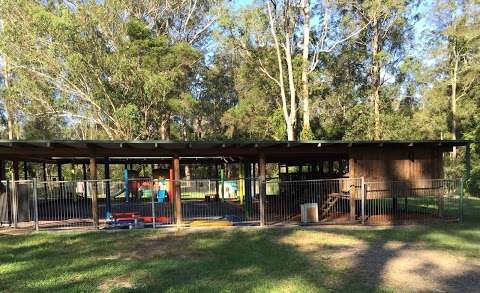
[230,0,438,61]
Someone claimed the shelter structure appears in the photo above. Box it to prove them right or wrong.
[0,140,470,229]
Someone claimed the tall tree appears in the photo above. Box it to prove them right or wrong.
[349,0,415,139]
[439,0,480,157]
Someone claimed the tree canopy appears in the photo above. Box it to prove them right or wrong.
[0,0,479,187]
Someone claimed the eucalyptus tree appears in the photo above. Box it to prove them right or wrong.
[0,1,206,140]
[345,0,417,139]
[219,0,368,140]
[433,0,479,157]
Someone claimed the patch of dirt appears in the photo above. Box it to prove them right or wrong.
[281,232,480,292]
[98,276,135,292]
[380,245,480,292]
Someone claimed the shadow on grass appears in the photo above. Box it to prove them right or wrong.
[0,228,371,292]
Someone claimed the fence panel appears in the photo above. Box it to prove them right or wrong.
[264,178,363,224]
[4,180,35,229]
[99,179,174,227]
[33,180,94,229]
[364,179,462,224]
[179,179,260,225]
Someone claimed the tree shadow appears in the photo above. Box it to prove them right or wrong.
[0,224,479,292]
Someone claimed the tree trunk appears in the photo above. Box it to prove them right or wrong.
[284,31,297,140]
[286,122,295,141]
[370,19,381,140]
[301,0,311,139]
[451,52,459,158]
[267,2,296,141]
[2,56,14,140]
[160,116,170,140]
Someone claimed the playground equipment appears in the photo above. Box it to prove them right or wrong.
[106,212,171,229]
[107,212,145,229]
[105,168,172,228]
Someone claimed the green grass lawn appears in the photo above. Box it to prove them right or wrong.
[1,197,479,292]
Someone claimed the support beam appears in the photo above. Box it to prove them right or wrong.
[12,161,19,228]
[173,156,182,225]
[214,164,219,198]
[259,153,266,226]
[13,161,19,182]
[220,167,225,201]
[43,163,48,199]
[168,167,174,202]
[23,161,28,180]
[104,159,111,215]
[252,163,256,196]
[0,160,5,181]
[466,143,471,180]
[348,150,356,222]
[56,163,62,181]
[0,160,6,225]
[89,157,98,228]
[82,163,88,198]
[43,163,48,181]
[244,162,252,218]
[124,167,129,202]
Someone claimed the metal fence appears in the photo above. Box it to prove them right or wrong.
[0,177,464,230]
[364,179,463,224]
[264,178,363,224]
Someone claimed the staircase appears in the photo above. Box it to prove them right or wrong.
[320,192,349,218]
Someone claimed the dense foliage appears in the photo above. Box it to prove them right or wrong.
[0,0,479,188]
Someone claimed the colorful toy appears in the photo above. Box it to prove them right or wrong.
[107,212,144,229]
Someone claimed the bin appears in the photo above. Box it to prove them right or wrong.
[301,203,319,223]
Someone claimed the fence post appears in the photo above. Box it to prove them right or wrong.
[33,178,39,231]
[459,178,464,224]
[361,177,365,225]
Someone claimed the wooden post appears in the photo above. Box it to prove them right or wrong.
[173,156,182,225]
[89,157,98,228]
[349,185,356,221]
[1,160,8,225]
[13,161,19,182]
[41,163,48,200]
[56,163,62,181]
[244,162,252,218]
[82,163,88,198]
[168,167,174,202]
[43,163,48,181]
[214,164,219,198]
[220,168,225,201]
[23,161,28,180]
[12,161,19,228]
[0,160,5,181]
[252,163,256,195]
[104,159,111,215]
[348,150,356,222]
[259,153,266,226]
[465,143,471,180]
